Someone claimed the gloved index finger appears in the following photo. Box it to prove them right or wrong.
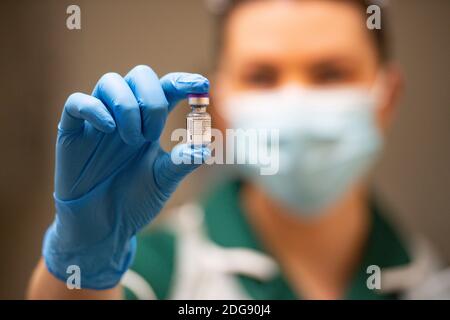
[160,72,209,113]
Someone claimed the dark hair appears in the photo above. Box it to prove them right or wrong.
[213,0,390,63]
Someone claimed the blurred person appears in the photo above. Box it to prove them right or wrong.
[27,0,447,300]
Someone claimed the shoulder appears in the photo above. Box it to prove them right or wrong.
[368,197,444,297]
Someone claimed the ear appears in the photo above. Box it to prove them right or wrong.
[377,64,404,131]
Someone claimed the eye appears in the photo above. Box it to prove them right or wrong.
[240,65,279,89]
[309,63,354,85]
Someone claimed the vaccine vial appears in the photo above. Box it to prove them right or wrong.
[187,93,211,147]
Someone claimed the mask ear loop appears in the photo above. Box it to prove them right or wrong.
[370,71,388,110]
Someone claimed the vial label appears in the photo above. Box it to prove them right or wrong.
[187,117,211,145]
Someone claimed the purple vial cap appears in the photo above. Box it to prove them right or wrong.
[187,93,209,98]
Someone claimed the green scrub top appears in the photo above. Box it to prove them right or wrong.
[124,180,411,300]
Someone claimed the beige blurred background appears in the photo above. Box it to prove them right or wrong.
[0,0,449,298]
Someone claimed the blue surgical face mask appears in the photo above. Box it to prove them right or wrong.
[220,85,383,216]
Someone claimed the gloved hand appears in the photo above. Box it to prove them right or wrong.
[43,65,210,289]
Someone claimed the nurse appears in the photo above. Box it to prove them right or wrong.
[28,0,442,299]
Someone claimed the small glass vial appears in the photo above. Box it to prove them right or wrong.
[187,93,211,147]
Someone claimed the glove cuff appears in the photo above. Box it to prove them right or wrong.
[43,224,137,290]
[42,190,137,290]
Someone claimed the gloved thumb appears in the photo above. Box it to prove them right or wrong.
[154,144,211,196]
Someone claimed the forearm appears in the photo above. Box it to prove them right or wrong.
[27,258,123,300]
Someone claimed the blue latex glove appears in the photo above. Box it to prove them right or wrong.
[43,65,210,289]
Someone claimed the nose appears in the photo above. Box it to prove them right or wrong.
[279,67,308,88]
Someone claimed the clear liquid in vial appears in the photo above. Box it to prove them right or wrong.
[187,106,211,147]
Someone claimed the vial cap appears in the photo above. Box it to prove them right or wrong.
[188,93,209,106]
